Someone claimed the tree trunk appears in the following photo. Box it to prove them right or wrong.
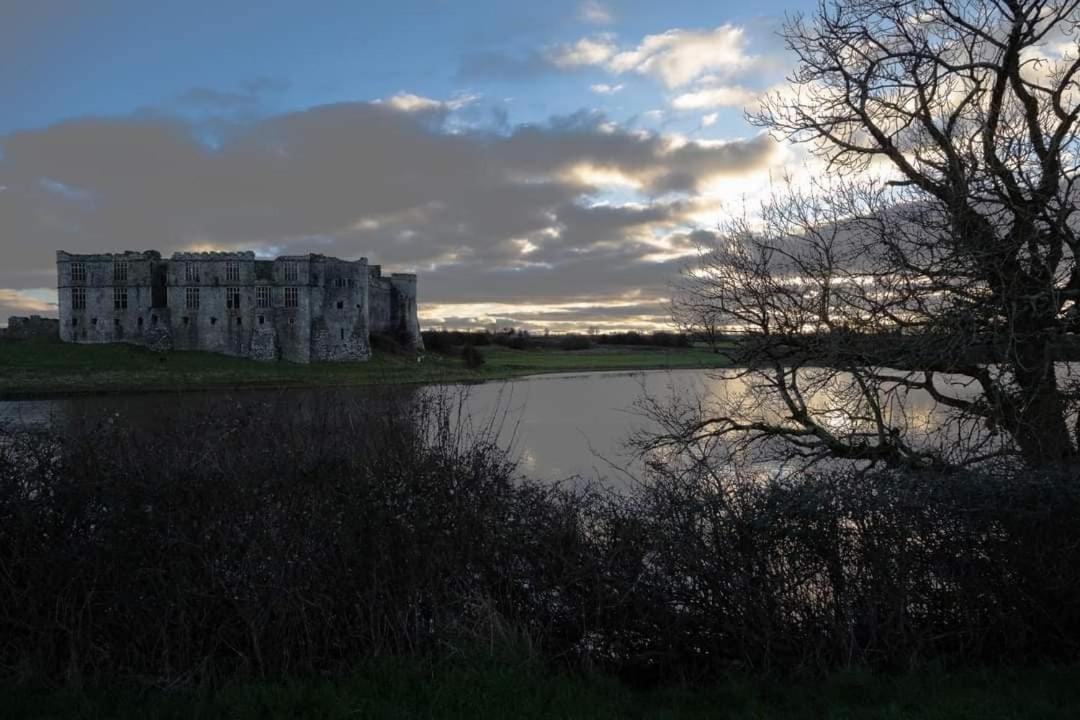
[1010,341,1076,465]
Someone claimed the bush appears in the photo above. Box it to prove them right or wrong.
[2,396,1079,688]
[595,331,690,347]
[0,390,596,686]
[461,344,485,368]
[421,331,491,354]
[558,335,592,351]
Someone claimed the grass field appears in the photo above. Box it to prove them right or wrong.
[6,661,1080,719]
[0,336,731,399]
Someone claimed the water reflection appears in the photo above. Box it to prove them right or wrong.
[2,366,1068,484]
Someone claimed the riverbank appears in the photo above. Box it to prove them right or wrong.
[0,336,731,399]
[7,661,1079,719]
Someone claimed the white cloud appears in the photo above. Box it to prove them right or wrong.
[590,83,624,95]
[547,34,618,68]
[672,85,757,109]
[552,25,757,89]
[701,112,719,127]
[380,92,479,113]
[579,0,614,25]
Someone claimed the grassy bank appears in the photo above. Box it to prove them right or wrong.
[0,335,730,399]
[7,662,1080,719]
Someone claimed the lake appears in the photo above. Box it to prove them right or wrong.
[0,367,976,486]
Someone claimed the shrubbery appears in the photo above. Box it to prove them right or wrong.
[461,344,485,368]
[558,334,592,350]
[596,331,691,347]
[2,398,1078,688]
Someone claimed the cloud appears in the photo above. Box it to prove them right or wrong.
[0,288,55,325]
[0,98,778,328]
[672,85,757,110]
[579,1,614,25]
[553,25,756,89]
[547,34,618,68]
[379,92,479,113]
[590,83,624,95]
[701,113,719,127]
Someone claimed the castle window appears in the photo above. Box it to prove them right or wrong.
[226,287,241,309]
[113,287,128,310]
[211,317,218,325]
[71,262,87,284]
[340,328,345,340]
[71,287,86,310]
[137,317,143,327]
[183,317,189,325]
[347,278,355,288]
[236,317,243,326]
[113,260,128,283]
[256,286,271,308]
[151,315,158,325]
[226,261,240,282]
[72,318,78,327]
[258,315,265,325]
[114,318,121,326]
[284,287,300,308]
[91,318,97,326]
[185,287,200,309]
[185,263,200,283]
[336,301,344,309]
[283,262,299,282]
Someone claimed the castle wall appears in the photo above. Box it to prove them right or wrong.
[366,265,422,350]
[55,250,418,363]
[57,251,162,347]
[310,256,370,361]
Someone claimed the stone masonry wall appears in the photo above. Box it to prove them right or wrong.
[56,250,419,363]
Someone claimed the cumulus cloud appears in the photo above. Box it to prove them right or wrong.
[0,99,777,327]
[547,34,618,68]
[671,85,758,109]
[551,25,756,89]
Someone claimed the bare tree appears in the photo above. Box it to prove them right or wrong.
[658,0,1080,470]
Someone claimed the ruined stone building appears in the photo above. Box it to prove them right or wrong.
[56,251,422,362]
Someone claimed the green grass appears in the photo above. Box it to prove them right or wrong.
[0,336,732,399]
[5,662,1080,719]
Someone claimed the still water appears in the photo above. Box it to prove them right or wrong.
[0,368,966,485]
[0,370,696,485]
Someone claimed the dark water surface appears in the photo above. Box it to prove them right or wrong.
[0,367,974,484]
[0,370,709,485]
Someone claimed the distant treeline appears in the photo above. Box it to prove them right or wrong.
[2,391,1079,689]
[421,329,694,352]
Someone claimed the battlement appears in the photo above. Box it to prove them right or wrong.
[58,250,162,262]
[171,251,256,260]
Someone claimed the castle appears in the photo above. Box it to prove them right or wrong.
[56,251,422,363]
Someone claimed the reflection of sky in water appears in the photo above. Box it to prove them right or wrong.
[2,366,1075,487]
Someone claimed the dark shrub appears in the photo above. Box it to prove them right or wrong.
[422,330,453,353]
[461,344,485,368]
[559,335,592,351]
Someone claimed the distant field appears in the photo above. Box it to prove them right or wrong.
[0,336,732,398]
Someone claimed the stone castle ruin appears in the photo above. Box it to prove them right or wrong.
[56,251,422,363]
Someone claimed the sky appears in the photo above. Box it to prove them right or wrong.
[0,0,817,331]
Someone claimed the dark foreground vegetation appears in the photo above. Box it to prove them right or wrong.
[8,662,1080,719]
[1,389,1079,714]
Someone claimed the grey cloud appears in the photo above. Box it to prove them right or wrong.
[0,98,775,324]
